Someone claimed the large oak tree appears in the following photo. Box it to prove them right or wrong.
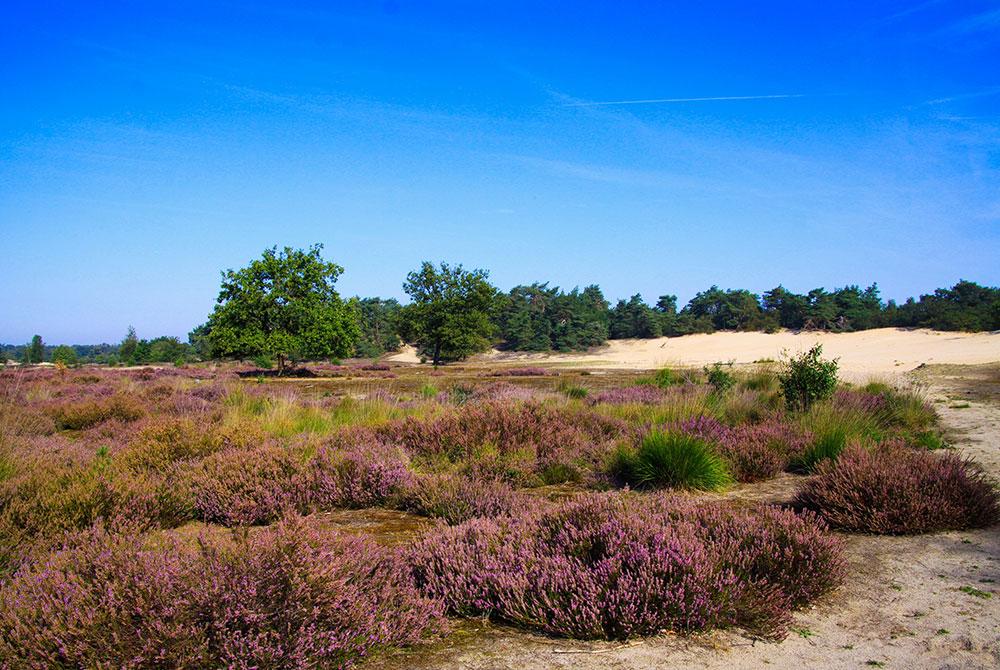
[205,245,358,370]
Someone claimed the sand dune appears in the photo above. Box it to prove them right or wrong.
[387,328,1000,374]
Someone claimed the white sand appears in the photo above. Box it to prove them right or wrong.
[387,328,1000,374]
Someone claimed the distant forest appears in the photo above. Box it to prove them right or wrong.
[4,279,997,365]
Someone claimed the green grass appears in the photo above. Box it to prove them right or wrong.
[610,431,732,491]
[959,585,992,599]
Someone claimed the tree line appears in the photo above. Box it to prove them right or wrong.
[5,245,998,367]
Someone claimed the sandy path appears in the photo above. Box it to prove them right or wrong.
[375,370,1000,670]
[387,329,1000,376]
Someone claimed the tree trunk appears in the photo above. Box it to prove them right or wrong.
[432,339,441,367]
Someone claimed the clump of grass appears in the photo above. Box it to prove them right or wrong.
[419,383,439,399]
[610,431,732,491]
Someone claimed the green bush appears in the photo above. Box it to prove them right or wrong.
[252,355,273,370]
[704,361,736,394]
[779,345,838,411]
[610,432,732,491]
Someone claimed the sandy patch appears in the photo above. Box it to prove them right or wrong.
[387,329,1000,376]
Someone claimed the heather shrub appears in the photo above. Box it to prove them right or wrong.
[0,449,191,574]
[794,444,1000,534]
[401,474,532,524]
[410,493,843,641]
[779,345,838,412]
[0,517,446,669]
[301,442,414,510]
[610,431,732,491]
[191,446,300,526]
[46,393,145,430]
[118,418,221,471]
[197,516,447,667]
[0,522,210,668]
[381,402,625,482]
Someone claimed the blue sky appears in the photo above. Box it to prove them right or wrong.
[2,1,999,344]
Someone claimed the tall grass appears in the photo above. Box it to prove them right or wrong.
[610,431,732,491]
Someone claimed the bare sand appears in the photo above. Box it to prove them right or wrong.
[387,328,1000,376]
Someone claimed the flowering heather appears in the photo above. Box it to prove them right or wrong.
[44,393,145,430]
[197,516,447,667]
[358,362,392,371]
[0,522,210,668]
[589,385,666,405]
[468,381,545,402]
[673,417,811,482]
[300,441,414,510]
[191,445,301,526]
[794,443,1000,534]
[410,492,843,641]
[0,517,446,669]
[674,415,730,443]
[401,473,535,524]
[379,402,626,483]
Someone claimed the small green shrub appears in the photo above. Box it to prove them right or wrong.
[611,432,732,491]
[779,345,838,412]
[704,361,736,394]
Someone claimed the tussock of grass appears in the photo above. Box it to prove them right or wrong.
[610,431,733,491]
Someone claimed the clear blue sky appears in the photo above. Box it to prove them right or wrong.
[2,1,998,344]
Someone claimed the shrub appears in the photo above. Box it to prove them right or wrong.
[301,442,414,510]
[47,394,145,430]
[0,522,209,668]
[704,361,736,394]
[409,492,844,641]
[794,444,1000,534]
[610,431,732,491]
[190,446,300,526]
[401,474,531,524]
[0,517,446,669]
[197,517,446,667]
[779,345,838,412]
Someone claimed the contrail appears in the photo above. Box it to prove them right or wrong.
[564,94,805,107]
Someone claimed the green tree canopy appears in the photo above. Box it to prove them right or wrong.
[26,335,44,364]
[119,326,139,365]
[400,261,499,365]
[351,297,403,358]
[205,245,359,370]
[51,345,78,366]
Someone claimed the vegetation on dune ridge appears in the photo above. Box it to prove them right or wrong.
[4,244,998,368]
